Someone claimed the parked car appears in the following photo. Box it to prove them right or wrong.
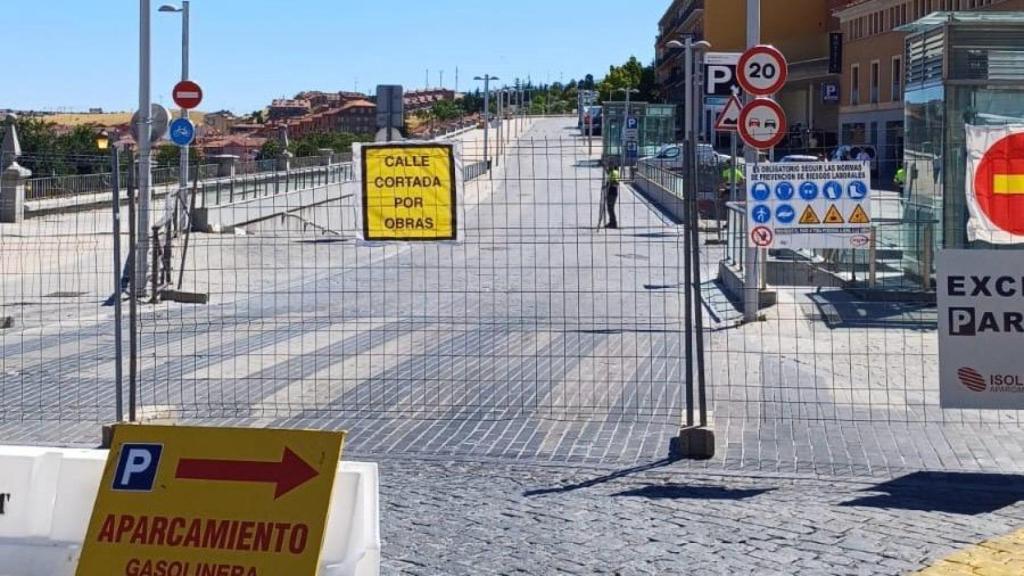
[641,143,736,172]
[830,144,877,165]
[777,154,822,163]
[582,106,603,136]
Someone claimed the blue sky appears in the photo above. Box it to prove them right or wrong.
[2,1,663,114]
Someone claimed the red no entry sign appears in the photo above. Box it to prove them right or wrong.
[173,80,203,110]
[974,132,1024,235]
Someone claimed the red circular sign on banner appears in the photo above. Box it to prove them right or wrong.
[975,132,1024,235]
[738,98,787,150]
[173,80,203,110]
[738,45,789,96]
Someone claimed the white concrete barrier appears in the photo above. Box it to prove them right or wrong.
[0,446,380,576]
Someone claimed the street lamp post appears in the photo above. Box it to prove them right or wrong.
[137,0,153,294]
[159,1,190,234]
[473,75,498,177]
[666,36,714,456]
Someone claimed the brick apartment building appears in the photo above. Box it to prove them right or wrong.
[267,99,312,122]
[403,89,456,113]
[656,0,858,150]
[836,0,1023,183]
[274,99,378,140]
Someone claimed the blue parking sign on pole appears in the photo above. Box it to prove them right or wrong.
[170,118,196,147]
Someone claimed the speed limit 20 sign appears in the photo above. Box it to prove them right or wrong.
[738,45,788,96]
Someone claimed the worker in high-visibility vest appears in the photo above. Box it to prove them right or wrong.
[606,165,621,229]
[894,165,907,196]
[721,159,745,191]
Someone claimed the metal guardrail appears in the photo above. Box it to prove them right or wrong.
[198,162,354,208]
[25,164,219,201]
[24,155,341,201]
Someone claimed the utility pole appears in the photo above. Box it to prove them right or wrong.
[744,0,760,323]
[455,67,459,93]
[137,0,153,294]
[426,69,430,89]
[474,75,498,177]
[177,1,190,234]
[440,70,444,89]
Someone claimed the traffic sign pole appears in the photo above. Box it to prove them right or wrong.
[178,1,191,236]
[744,0,761,325]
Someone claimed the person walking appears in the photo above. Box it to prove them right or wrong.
[605,164,621,229]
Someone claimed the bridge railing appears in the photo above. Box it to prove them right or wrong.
[197,162,354,208]
[24,163,219,201]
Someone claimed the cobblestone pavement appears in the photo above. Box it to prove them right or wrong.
[376,457,1024,576]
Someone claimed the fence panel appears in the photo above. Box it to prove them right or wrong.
[138,122,687,426]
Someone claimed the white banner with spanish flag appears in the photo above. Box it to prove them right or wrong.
[966,124,1024,244]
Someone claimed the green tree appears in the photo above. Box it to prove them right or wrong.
[257,139,283,160]
[431,100,461,122]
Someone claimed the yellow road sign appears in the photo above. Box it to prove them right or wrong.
[849,204,871,224]
[824,205,845,224]
[800,205,820,225]
[76,425,345,576]
[361,143,458,241]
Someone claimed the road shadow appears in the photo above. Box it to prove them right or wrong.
[613,484,773,501]
[807,289,936,330]
[840,471,1024,515]
[523,458,677,497]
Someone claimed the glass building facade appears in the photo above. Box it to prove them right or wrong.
[601,102,677,164]
[901,12,1024,286]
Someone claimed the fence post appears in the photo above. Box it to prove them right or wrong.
[868,226,878,289]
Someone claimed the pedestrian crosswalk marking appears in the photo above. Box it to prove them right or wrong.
[849,204,870,224]
[799,206,820,225]
[824,205,845,224]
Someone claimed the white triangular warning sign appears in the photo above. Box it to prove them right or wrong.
[715,95,743,132]
[799,205,820,225]
[849,204,870,224]
[824,204,845,224]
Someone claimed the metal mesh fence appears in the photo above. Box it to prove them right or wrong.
[1,153,121,432]
[138,118,687,424]
[6,117,1024,467]
[637,150,1024,431]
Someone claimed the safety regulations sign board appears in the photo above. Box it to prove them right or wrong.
[746,161,872,249]
[939,250,1024,409]
[356,142,462,241]
[966,125,1024,244]
[76,425,345,576]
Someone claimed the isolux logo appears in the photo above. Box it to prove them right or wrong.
[957,367,987,392]
[957,367,1024,393]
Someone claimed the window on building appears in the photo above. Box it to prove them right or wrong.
[892,56,903,102]
[851,64,861,106]
[870,61,880,104]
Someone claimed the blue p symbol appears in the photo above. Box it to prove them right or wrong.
[112,444,162,491]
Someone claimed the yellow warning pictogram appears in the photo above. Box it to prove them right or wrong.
[849,204,871,224]
[799,205,821,225]
[824,204,845,224]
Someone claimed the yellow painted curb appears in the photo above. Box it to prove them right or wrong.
[913,528,1024,575]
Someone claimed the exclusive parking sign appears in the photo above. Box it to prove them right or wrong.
[939,250,1024,409]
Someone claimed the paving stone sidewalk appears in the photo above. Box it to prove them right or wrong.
[375,457,1024,576]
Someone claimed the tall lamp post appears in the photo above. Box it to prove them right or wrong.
[666,36,714,457]
[159,1,190,233]
[473,75,498,176]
